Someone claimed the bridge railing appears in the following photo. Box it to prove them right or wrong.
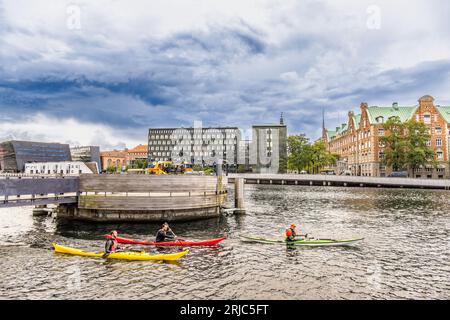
[0,175,80,207]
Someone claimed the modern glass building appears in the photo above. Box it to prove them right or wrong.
[0,140,72,172]
[148,127,241,165]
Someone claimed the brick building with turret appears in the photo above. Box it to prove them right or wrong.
[323,96,450,178]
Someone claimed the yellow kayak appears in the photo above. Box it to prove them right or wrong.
[52,243,188,261]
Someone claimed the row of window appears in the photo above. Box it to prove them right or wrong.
[150,139,237,146]
[150,151,230,157]
[379,151,444,159]
[150,134,237,140]
[331,128,449,151]
[29,169,82,174]
[150,145,235,151]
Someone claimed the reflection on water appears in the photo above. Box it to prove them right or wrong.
[0,185,449,299]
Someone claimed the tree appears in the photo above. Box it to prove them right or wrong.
[237,164,248,173]
[106,166,117,173]
[132,158,148,169]
[287,135,337,173]
[287,134,311,172]
[309,140,338,174]
[405,119,435,171]
[380,117,436,173]
[379,117,408,171]
[278,155,288,173]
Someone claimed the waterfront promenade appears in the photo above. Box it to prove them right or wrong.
[228,173,450,190]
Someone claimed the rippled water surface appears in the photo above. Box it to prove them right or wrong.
[1,185,449,299]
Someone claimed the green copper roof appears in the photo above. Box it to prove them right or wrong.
[437,106,450,123]
[366,106,418,124]
[327,130,336,136]
[352,114,361,129]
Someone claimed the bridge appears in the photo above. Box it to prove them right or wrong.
[0,175,79,208]
[227,173,450,190]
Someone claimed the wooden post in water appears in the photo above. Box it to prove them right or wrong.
[235,177,245,212]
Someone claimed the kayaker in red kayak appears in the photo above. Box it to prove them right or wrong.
[155,223,178,243]
[103,230,120,257]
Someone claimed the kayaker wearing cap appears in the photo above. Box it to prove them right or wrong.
[155,223,177,243]
[103,230,119,257]
[285,224,297,242]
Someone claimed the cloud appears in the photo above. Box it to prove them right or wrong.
[0,113,142,150]
[1,0,450,148]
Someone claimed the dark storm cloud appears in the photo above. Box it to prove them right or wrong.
[1,0,450,148]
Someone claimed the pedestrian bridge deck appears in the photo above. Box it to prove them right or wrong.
[227,174,450,190]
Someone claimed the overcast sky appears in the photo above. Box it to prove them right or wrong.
[1,0,450,149]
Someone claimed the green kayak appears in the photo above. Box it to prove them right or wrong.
[240,235,364,247]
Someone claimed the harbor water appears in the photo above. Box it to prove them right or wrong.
[0,185,449,299]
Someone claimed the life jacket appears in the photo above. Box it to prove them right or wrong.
[285,228,293,237]
[111,239,117,252]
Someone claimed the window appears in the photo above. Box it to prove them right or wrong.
[435,127,442,135]
[426,140,431,147]
[437,151,443,159]
[436,138,442,147]
[376,116,384,123]
[423,113,431,124]
[378,128,385,136]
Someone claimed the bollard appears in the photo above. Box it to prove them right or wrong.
[235,178,245,211]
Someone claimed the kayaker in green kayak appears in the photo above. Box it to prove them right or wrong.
[285,224,308,242]
[285,224,297,241]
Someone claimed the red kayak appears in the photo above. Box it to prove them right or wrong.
[105,235,226,247]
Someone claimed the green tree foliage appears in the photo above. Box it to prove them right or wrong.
[131,158,148,169]
[278,155,288,173]
[380,117,435,172]
[106,166,118,173]
[287,135,337,174]
[286,134,311,172]
[379,117,408,171]
[405,119,436,170]
[237,164,248,173]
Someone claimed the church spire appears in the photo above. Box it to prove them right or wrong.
[322,108,325,132]
[322,108,327,141]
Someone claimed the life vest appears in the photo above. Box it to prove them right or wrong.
[111,239,117,252]
[285,228,293,237]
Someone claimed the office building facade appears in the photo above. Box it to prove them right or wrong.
[148,127,241,165]
[70,146,102,172]
[251,120,287,174]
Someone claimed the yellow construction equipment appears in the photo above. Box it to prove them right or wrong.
[147,161,195,175]
[147,161,172,175]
